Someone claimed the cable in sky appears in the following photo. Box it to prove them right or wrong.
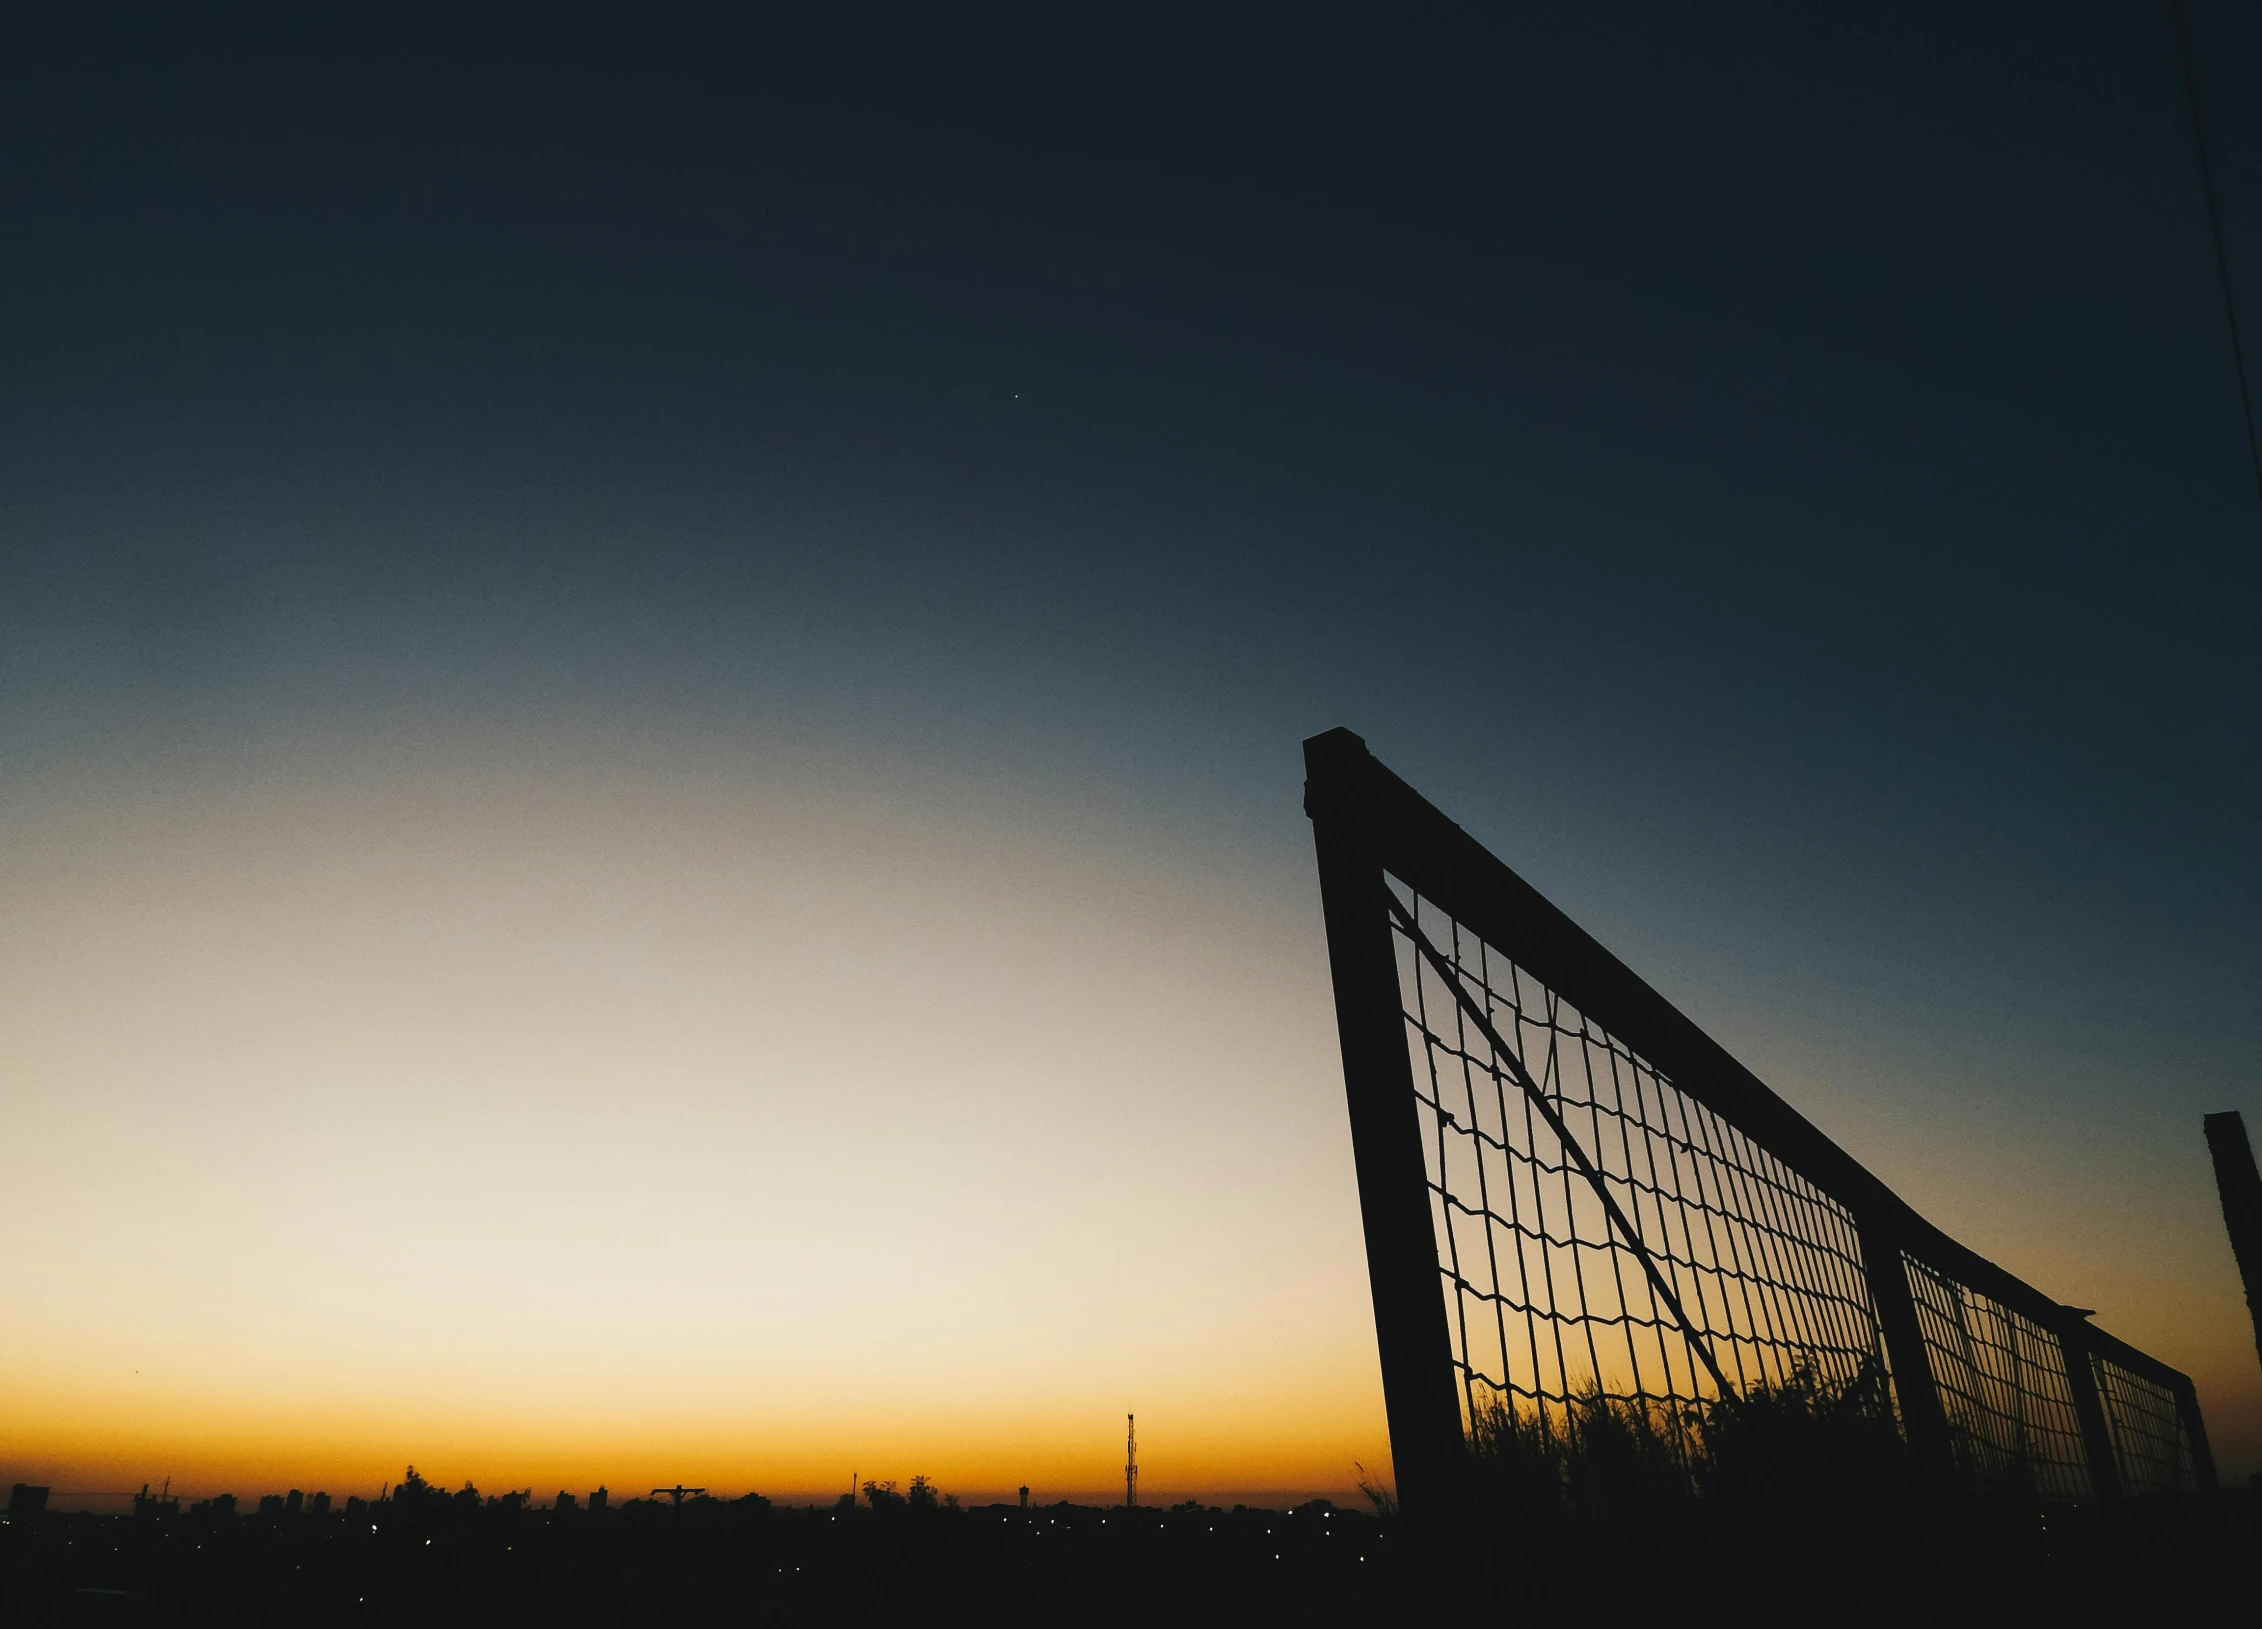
[2171,0,2262,524]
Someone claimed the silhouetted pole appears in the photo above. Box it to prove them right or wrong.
[2056,1312,2126,1562]
[1856,1215,1965,1515]
[2203,1111,2262,1377]
[1305,730,1481,1628]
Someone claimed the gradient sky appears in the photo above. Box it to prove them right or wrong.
[4,3,2259,1504]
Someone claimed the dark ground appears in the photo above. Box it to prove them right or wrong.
[4,1486,2258,1628]
[0,1493,1408,1629]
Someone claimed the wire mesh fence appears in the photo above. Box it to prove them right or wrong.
[2094,1357,2195,1497]
[1901,1260,2092,1501]
[1393,878,1885,1438]
[1304,729,2218,1616]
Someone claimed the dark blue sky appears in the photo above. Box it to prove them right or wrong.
[4,1,2260,1467]
[12,4,2256,983]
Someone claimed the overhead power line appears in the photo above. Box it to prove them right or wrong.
[2172,0,2262,523]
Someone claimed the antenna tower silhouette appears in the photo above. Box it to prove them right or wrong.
[1125,1413,1138,1508]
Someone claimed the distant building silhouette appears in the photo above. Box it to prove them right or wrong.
[285,1490,303,1515]
[1019,1486,1030,1508]
[556,1491,578,1511]
[8,1485,48,1520]
[309,1492,330,1516]
[258,1495,286,1519]
[588,1486,608,1512]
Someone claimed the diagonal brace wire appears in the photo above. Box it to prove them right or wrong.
[1388,893,1734,1396]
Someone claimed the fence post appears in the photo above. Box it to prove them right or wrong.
[2057,1320,2125,1560]
[2168,1373,2235,1566]
[1305,730,1481,1626]
[2169,1375,2219,1492]
[1858,1219,1960,1502]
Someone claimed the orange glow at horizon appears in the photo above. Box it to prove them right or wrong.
[2,1361,1392,1506]
[0,725,1393,1506]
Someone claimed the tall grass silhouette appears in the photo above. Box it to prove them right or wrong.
[1464,1362,1941,1618]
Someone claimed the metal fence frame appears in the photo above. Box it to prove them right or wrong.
[1303,729,2216,1620]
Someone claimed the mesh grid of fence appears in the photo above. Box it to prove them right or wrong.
[1389,878,1889,1441]
[1387,873,2202,1511]
[2094,1358,2194,1496]
[1901,1261,2092,1500]
[1307,730,2213,1600]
